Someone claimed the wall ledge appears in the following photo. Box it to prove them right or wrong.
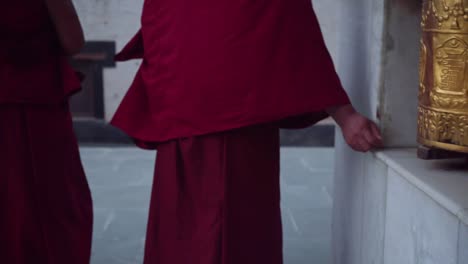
[374,148,468,226]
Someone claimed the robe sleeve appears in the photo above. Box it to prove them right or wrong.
[115,29,144,61]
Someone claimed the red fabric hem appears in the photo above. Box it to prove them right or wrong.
[111,97,350,150]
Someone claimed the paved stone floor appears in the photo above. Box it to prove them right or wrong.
[80,147,335,264]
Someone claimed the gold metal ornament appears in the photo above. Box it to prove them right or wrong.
[418,0,468,153]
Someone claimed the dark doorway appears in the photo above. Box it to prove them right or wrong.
[70,41,115,119]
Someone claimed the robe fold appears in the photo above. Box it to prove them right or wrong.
[0,104,93,264]
[146,125,282,264]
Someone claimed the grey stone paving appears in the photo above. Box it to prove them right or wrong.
[80,147,335,264]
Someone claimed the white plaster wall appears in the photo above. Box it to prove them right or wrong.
[74,0,143,120]
[380,1,421,147]
[460,224,468,264]
[384,168,459,264]
[334,0,385,123]
[331,149,388,264]
[312,0,340,64]
[333,0,421,146]
[331,1,468,263]
[332,0,386,262]
[332,149,468,264]
[331,142,367,264]
[332,0,424,263]
[361,158,387,264]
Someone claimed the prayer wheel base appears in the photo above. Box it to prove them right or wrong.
[417,145,468,160]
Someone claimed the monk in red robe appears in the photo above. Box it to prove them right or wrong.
[0,0,93,263]
[112,1,382,263]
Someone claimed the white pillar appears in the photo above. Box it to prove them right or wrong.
[331,1,422,263]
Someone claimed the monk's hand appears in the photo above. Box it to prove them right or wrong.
[327,104,383,152]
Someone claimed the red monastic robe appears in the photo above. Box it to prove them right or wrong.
[111,0,350,147]
[0,1,82,103]
[145,124,283,264]
[0,1,93,263]
[112,1,351,264]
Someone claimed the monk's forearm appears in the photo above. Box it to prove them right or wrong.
[326,104,356,127]
[44,0,84,55]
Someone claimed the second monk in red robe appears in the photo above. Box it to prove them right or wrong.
[0,0,93,263]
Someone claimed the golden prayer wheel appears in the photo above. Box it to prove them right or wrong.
[418,0,468,153]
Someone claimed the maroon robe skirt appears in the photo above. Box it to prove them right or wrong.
[0,103,93,264]
[144,124,282,264]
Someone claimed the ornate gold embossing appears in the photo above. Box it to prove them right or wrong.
[418,106,468,152]
[430,90,468,108]
[419,39,428,99]
[421,0,468,30]
[434,37,468,95]
[418,0,468,153]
